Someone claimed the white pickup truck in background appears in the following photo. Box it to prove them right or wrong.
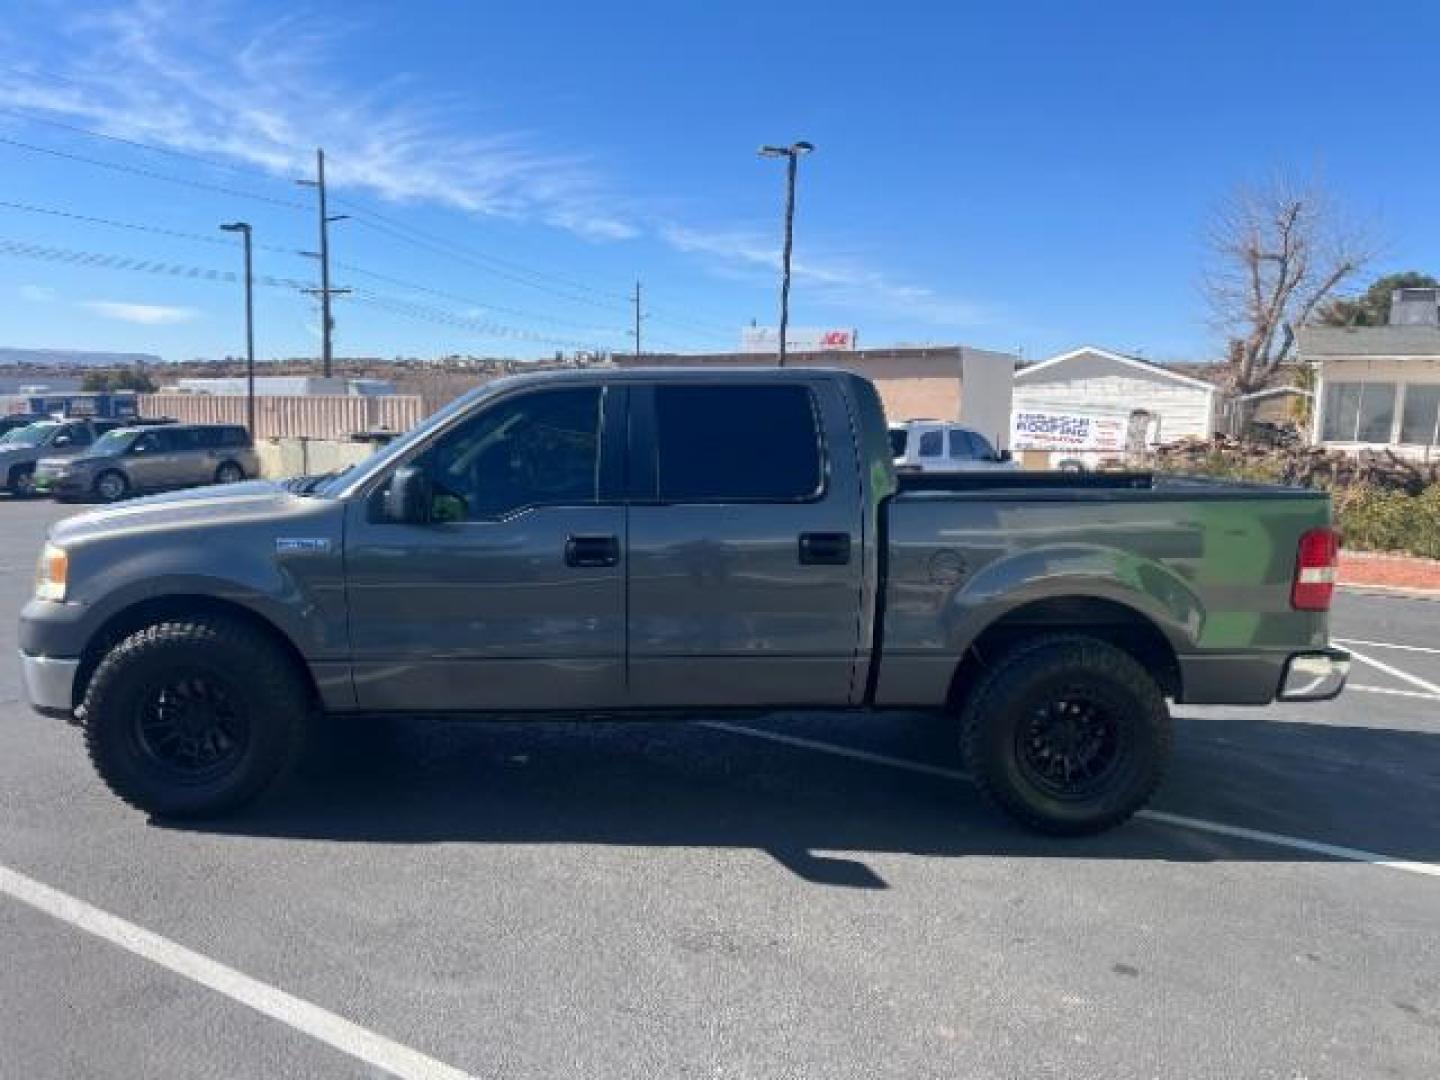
[889,420,1017,473]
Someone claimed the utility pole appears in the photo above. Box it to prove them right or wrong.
[758,141,813,367]
[219,222,255,435]
[298,148,349,378]
[632,280,643,359]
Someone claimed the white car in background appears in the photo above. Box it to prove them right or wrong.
[889,420,1017,473]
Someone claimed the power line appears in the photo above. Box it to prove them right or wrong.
[343,213,624,313]
[0,134,310,210]
[0,194,619,335]
[0,103,293,186]
[0,100,728,346]
[0,236,612,351]
[330,194,629,303]
[0,198,299,254]
[334,260,617,332]
[347,292,610,351]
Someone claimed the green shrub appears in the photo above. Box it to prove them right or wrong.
[1336,483,1440,559]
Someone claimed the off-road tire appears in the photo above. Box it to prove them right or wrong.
[959,634,1172,836]
[82,617,307,818]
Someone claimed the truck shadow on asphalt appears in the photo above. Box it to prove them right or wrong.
[162,711,1440,889]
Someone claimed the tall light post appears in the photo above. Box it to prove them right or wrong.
[219,221,255,437]
[758,140,813,367]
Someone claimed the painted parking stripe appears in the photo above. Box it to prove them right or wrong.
[701,721,1440,881]
[1346,648,1440,698]
[0,864,473,1080]
[1348,684,1440,702]
[1336,637,1440,656]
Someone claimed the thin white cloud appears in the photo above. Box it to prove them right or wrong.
[3,0,979,333]
[19,284,56,302]
[0,0,638,241]
[83,300,198,325]
[660,224,989,327]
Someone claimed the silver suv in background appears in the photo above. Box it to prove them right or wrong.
[0,418,126,496]
[35,423,259,502]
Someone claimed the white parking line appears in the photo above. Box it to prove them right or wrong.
[1345,648,1440,698]
[701,721,1440,881]
[1349,684,1440,702]
[1336,637,1440,656]
[0,864,473,1080]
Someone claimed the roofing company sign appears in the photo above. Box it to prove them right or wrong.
[1011,409,1129,452]
[740,327,857,353]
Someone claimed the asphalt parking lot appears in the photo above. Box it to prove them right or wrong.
[1,495,1437,1080]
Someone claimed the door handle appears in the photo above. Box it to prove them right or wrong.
[798,531,852,566]
[565,534,620,568]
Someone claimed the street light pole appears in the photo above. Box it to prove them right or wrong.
[219,222,255,437]
[759,140,813,367]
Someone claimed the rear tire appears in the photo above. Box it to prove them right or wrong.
[94,470,129,503]
[81,617,307,818]
[959,634,1171,836]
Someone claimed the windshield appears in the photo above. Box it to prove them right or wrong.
[90,428,138,456]
[0,423,56,447]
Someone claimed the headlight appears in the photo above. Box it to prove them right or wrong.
[35,543,68,601]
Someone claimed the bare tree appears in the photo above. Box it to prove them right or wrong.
[1205,175,1374,398]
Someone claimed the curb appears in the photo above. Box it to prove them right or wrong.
[1338,583,1440,602]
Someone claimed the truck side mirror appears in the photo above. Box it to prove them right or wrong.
[384,465,432,524]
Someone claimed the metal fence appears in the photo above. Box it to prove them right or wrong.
[138,394,426,440]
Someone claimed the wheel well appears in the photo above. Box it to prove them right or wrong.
[74,595,318,712]
[946,596,1182,708]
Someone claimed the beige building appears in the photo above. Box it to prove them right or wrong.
[1299,324,1440,458]
[615,344,1017,446]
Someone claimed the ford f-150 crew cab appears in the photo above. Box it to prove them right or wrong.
[19,368,1350,834]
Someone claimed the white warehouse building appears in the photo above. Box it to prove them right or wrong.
[1011,346,1221,465]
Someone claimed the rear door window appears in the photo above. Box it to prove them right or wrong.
[654,385,822,502]
[917,429,943,458]
[162,428,202,452]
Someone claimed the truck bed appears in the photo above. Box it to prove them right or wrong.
[876,470,1332,708]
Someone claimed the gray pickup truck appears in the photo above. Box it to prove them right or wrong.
[19,368,1349,834]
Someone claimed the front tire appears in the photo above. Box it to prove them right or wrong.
[81,617,307,818]
[215,461,244,484]
[959,635,1171,835]
[7,465,36,497]
[94,470,129,503]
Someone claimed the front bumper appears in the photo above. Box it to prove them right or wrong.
[33,472,87,495]
[1277,649,1350,702]
[19,652,80,717]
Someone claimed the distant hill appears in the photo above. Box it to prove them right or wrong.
[0,347,162,368]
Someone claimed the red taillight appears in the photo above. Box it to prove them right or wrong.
[1292,527,1340,611]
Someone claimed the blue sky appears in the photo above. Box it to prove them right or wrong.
[0,0,1436,364]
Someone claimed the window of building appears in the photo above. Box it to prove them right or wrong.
[655,385,822,502]
[1400,385,1440,446]
[1322,382,1396,443]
